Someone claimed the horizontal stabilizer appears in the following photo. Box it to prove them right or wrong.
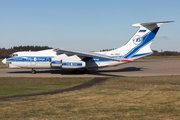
[132,21,175,27]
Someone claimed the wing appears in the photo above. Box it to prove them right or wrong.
[54,48,121,61]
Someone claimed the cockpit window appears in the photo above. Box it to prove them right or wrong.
[9,54,18,58]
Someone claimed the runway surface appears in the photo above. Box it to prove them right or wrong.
[0,60,180,77]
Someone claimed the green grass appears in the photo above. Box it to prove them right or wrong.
[0,77,91,97]
[1,76,180,119]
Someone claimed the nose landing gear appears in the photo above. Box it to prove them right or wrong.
[31,69,36,74]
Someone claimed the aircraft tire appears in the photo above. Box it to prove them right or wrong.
[71,69,89,74]
[31,70,36,74]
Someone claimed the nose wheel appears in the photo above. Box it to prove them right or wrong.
[31,69,36,74]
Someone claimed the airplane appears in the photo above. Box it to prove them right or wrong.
[2,21,174,74]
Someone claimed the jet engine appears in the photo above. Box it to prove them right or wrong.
[51,54,86,69]
[51,59,86,69]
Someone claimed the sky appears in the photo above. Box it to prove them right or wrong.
[0,0,179,52]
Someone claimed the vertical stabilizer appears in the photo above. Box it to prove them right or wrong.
[114,21,174,60]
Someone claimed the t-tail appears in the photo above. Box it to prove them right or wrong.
[113,21,174,61]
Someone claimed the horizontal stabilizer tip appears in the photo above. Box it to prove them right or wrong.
[166,21,175,23]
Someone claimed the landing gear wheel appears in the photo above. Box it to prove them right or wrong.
[31,69,36,74]
[71,69,89,74]
[83,70,89,74]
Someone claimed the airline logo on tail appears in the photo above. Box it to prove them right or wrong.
[133,35,142,45]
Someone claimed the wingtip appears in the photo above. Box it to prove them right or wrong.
[121,60,134,62]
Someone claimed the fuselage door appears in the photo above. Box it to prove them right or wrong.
[30,57,36,66]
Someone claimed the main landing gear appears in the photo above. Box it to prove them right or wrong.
[71,69,89,74]
[83,69,89,74]
[31,69,36,74]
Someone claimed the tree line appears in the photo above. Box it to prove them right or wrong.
[151,50,180,56]
[0,46,180,59]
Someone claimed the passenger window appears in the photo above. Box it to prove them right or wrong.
[9,54,18,58]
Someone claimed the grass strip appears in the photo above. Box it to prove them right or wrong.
[0,76,180,119]
[0,77,92,97]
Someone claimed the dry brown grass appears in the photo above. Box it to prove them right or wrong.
[1,76,180,119]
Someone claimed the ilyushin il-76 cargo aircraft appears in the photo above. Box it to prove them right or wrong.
[2,21,174,74]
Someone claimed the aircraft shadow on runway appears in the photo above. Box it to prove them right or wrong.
[88,67,143,77]
[7,67,144,77]
[94,67,142,73]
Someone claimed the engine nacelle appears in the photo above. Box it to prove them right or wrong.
[51,59,86,69]
[51,60,61,67]
[51,54,86,69]
[61,60,86,69]
[51,54,68,67]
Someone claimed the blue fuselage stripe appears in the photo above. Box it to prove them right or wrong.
[6,56,53,62]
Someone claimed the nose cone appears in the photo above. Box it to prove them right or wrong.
[2,58,6,64]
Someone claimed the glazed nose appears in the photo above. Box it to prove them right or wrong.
[2,58,6,64]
